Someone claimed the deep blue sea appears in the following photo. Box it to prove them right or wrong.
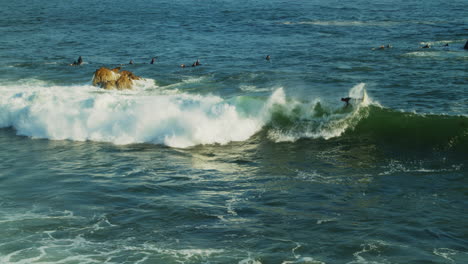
[0,0,467,263]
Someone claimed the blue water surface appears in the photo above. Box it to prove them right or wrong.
[0,0,467,263]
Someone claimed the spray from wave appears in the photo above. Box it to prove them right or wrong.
[265,83,372,142]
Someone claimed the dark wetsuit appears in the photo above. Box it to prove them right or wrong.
[341,97,351,106]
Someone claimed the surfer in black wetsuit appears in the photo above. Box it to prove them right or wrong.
[341,97,351,107]
[70,56,83,66]
[192,59,201,67]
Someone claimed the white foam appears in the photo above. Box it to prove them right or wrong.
[226,197,239,216]
[403,51,468,60]
[0,210,77,224]
[433,248,467,263]
[182,76,207,84]
[348,241,396,264]
[239,256,262,264]
[0,233,111,264]
[420,39,465,46]
[403,51,440,57]
[265,83,377,143]
[135,243,225,261]
[379,160,463,176]
[240,85,272,93]
[282,257,326,264]
[0,81,380,147]
[162,76,209,90]
[0,81,265,148]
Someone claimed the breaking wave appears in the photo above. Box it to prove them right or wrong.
[0,81,466,151]
[0,79,262,148]
[263,84,467,152]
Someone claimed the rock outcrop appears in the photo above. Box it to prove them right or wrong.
[92,67,141,90]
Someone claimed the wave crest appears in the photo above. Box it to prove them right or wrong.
[1,81,465,151]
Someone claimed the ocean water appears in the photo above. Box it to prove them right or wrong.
[0,0,467,263]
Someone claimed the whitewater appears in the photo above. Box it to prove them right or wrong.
[0,79,378,148]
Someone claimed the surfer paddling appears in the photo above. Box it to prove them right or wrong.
[192,59,201,67]
[70,56,83,66]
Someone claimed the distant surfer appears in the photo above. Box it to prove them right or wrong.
[70,56,83,66]
[422,44,430,49]
[150,57,156,64]
[266,55,271,61]
[373,45,391,50]
[180,64,186,68]
[464,40,468,50]
[341,97,351,107]
[129,60,134,65]
[192,59,201,67]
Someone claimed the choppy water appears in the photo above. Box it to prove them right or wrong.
[0,0,467,263]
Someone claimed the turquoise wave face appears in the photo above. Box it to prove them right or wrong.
[261,100,468,152]
[343,106,468,152]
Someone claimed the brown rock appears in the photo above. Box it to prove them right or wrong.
[102,80,117,90]
[92,67,141,90]
[120,70,141,81]
[116,74,132,90]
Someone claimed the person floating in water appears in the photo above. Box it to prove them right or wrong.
[341,97,351,107]
[266,55,270,61]
[422,44,430,49]
[129,60,134,65]
[192,59,201,67]
[70,56,83,66]
[150,57,156,64]
[374,44,391,50]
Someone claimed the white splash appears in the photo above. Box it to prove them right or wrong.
[0,80,264,148]
[265,83,377,143]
